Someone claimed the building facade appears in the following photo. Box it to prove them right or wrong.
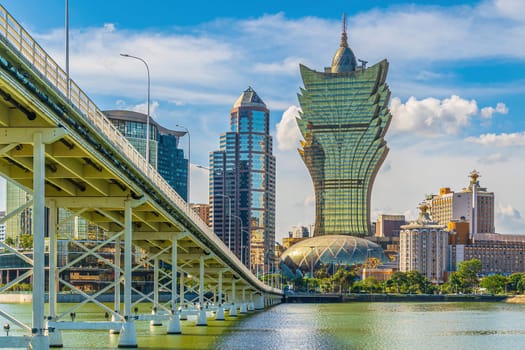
[191,203,211,226]
[430,170,495,237]
[210,87,276,273]
[375,214,406,238]
[296,20,391,237]
[104,110,188,200]
[0,211,5,242]
[399,204,449,283]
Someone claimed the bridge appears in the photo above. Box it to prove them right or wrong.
[0,5,282,349]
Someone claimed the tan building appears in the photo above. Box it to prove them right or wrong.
[400,204,449,283]
[461,233,525,275]
[375,214,406,238]
[430,170,495,237]
[191,203,210,226]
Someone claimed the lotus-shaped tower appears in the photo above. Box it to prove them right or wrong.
[296,17,392,236]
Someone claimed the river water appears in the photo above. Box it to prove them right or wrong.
[2,302,525,349]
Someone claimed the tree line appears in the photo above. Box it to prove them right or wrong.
[286,259,525,295]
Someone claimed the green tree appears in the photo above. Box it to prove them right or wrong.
[480,274,507,295]
[451,258,482,293]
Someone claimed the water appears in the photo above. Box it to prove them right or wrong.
[2,302,525,349]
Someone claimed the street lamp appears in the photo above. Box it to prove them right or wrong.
[65,0,70,99]
[215,193,232,250]
[231,214,245,266]
[175,124,190,202]
[120,53,151,168]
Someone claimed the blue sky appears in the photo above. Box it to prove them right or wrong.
[1,0,525,238]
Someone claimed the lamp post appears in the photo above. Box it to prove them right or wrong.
[65,0,70,99]
[231,214,244,266]
[216,193,232,250]
[176,124,190,202]
[120,53,151,168]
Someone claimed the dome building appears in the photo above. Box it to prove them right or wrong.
[280,235,385,277]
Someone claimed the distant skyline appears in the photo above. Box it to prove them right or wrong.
[1,0,525,240]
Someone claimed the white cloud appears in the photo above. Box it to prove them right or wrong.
[479,153,508,164]
[254,57,305,75]
[497,203,521,220]
[389,95,478,136]
[276,106,302,151]
[103,23,116,33]
[131,100,160,117]
[466,131,525,147]
[480,102,508,119]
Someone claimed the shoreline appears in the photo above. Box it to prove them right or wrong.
[284,293,510,303]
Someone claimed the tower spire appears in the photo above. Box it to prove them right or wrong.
[340,13,348,48]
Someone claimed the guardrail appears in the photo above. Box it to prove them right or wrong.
[0,5,278,294]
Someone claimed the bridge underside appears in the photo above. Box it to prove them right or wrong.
[0,6,281,349]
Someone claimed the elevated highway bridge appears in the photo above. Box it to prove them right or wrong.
[0,5,282,349]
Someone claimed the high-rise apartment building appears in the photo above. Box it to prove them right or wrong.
[104,110,188,200]
[296,18,391,236]
[399,204,449,283]
[210,87,276,273]
[375,214,406,238]
[430,170,494,237]
[191,203,211,226]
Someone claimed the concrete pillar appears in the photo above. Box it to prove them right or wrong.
[254,294,264,310]
[167,239,181,334]
[196,256,207,326]
[150,258,162,326]
[240,288,247,314]
[31,132,49,350]
[229,280,237,317]
[47,202,63,347]
[215,271,224,321]
[118,200,137,348]
[111,236,121,334]
[179,273,186,320]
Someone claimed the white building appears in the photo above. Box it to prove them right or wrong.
[400,204,449,283]
[430,170,494,237]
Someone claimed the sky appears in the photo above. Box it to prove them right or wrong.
[1,0,525,240]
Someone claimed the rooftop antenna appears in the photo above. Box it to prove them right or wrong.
[358,59,368,69]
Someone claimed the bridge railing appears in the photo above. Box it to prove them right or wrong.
[0,5,276,293]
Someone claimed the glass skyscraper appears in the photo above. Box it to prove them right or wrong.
[104,110,188,201]
[210,87,276,273]
[297,20,391,236]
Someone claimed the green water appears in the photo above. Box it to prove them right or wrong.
[2,302,525,349]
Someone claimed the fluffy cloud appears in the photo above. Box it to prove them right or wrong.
[389,95,478,136]
[479,153,508,164]
[497,204,522,220]
[480,102,508,119]
[466,131,525,147]
[276,106,302,151]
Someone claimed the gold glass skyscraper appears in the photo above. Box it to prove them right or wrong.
[297,19,391,236]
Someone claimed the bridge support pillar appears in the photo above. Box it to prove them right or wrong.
[111,235,122,334]
[229,280,237,317]
[47,201,63,347]
[150,258,162,326]
[240,288,247,314]
[254,294,264,310]
[215,271,225,320]
[118,201,137,348]
[31,132,49,350]
[179,273,187,320]
[167,239,181,334]
[196,256,207,326]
